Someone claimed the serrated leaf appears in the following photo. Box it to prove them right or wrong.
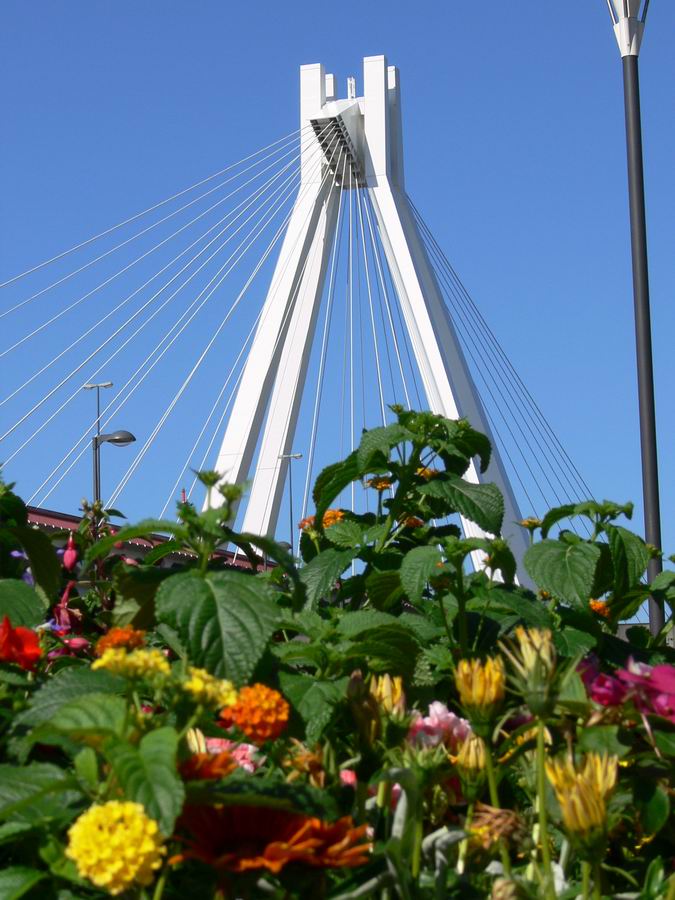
[654,731,675,756]
[605,524,650,598]
[365,570,404,611]
[105,727,184,835]
[278,673,348,744]
[13,667,125,729]
[634,781,670,835]
[337,609,400,637]
[187,772,337,819]
[111,565,172,628]
[299,548,356,609]
[578,726,632,758]
[356,423,411,470]
[0,579,46,626]
[156,570,281,684]
[346,625,420,678]
[312,452,360,526]
[399,545,442,602]
[417,476,504,534]
[324,520,364,549]
[467,587,553,629]
[0,764,81,825]
[553,627,596,657]
[524,540,601,608]
[51,693,127,742]
[74,748,98,791]
[0,867,46,899]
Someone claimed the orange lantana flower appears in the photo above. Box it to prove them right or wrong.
[179,752,237,781]
[365,476,393,492]
[589,599,611,619]
[171,805,371,873]
[95,626,146,656]
[298,509,345,531]
[219,684,289,744]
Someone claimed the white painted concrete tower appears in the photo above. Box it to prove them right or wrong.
[208,55,530,576]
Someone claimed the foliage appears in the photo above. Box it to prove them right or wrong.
[0,410,673,899]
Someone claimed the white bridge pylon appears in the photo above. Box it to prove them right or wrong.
[208,55,529,575]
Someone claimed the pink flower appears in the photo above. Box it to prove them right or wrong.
[578,655,600,689]
[63,636,90,653]
[408,701,470,750]
[205,737,260,772]
[62,534,78,572]
[617,658,675,724]
[589,673,627,707]
[340,769,358,789]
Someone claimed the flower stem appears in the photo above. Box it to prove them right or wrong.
[457,802,474,874]
[536,719,555,898]
[152,866,168,900]
[593,862,602,900]
[484,747,511,877]
[582,861,591,900]
[411,817,423,880]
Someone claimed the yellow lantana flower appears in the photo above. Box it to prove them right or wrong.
[92,648,170,681]
[182,667,237,710]
[66,801,165,895]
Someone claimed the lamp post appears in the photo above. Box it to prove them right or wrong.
[279,452,303,557]
[92,430,137,506]
[605,0,663,634]
[83,381,113,439]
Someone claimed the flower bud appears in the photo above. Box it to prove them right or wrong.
[455,657,505,735]
[452,733,487,802]
[500,627,557,717]
[369,674,406,716]
[63,534,78,572]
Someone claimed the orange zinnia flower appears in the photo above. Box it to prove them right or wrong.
[95,626,146,656]
[179,752,237,781]
[171,805,371,873]
[219,684,289,745]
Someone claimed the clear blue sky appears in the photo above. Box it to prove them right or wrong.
[1,1,674,559]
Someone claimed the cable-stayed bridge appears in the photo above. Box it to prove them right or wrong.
[0,55,591,576]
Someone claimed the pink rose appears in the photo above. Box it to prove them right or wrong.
[408,701,470,750]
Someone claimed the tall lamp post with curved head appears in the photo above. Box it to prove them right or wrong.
[605,0,663,635]
[92,430,136,507]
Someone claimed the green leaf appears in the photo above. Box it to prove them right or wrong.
[9,526,62,600]
[356,423,411,470]
[13,667,124,729]
[299,548,356,609]
[83,519,188,567]
[0,579,47,626]
[73,748,99,791]
[105,727,184,836]
[346,625,420,678]
[0,822,33,848]
[186,772,337,819]
[605,524,651,598]
[365,570,404,611]
[324,520,364,549]
[312,451,360,526]
[653,731,675,756]
[51,693,127,742]
[634,781,670,835]
[400,545,442,602]
[466,586,553,629]
[0,763,80,825]
[524,539,601,608]
[553,627,597,657]
[337,610,400,637]
[278,673,348,744]
[156,570,281,684]
[578,725,632,758]
[0,867,46,899]
[417,475,504,534]
[111,565,173,628]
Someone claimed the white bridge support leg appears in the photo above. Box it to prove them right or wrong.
[362,55,530,574]
[207,178,336,504]
[240,188,340,536]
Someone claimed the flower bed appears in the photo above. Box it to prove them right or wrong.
[0,409,673,898]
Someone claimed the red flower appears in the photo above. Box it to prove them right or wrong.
[617,658,675,723]
[171,805,371,874]
[0,616,42,670]
[589,673,627,708]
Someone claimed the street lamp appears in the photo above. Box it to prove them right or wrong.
[279,452,303,557]
[92,431,137,506]
[605,0,663,634]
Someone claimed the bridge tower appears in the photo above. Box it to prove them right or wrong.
[207,55,529,573]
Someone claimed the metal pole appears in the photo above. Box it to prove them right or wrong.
[92,437,99,505]
[620,53,664,634]
[288,460,294,558]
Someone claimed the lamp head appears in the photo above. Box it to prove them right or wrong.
[83,381,113,389]
[607,0,649,57]
[99,430,136,447]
